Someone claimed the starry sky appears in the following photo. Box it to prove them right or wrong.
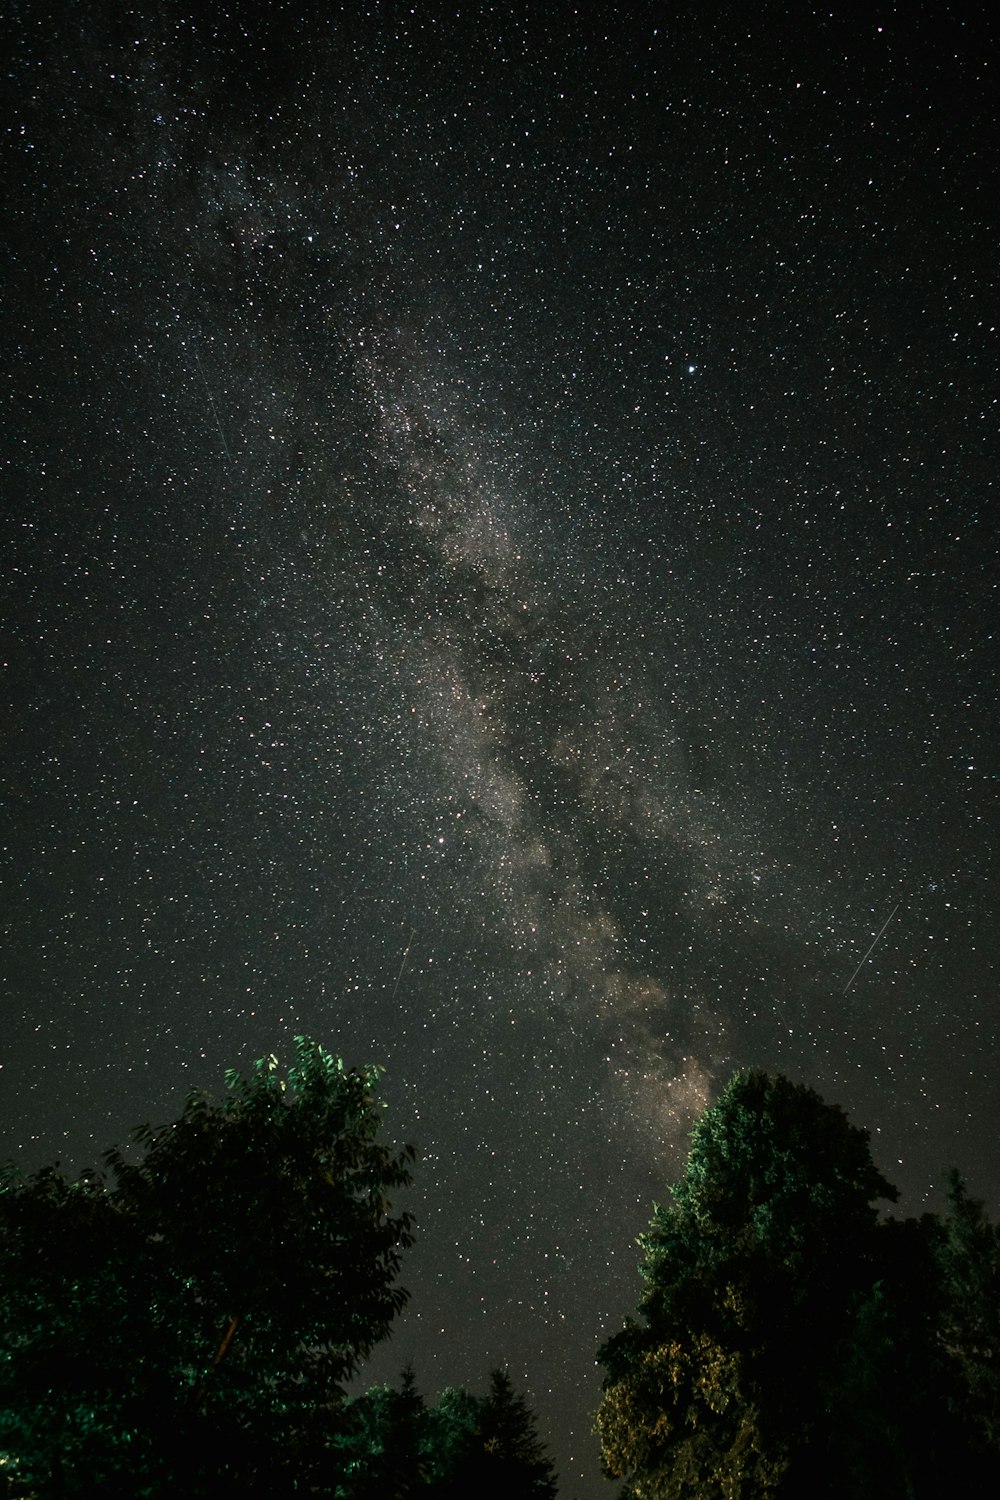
[3,2,998,1494]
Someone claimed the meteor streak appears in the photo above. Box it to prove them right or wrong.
[842,902,901,995]
[192,343,235,468]
[393,927,417,999]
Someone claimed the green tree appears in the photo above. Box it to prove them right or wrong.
[0,1037,415,1497]
[597,1070,1000,1499]
[474,1368,559,1498]
[424,1367,557,1499]
[423,1384,482,1493]
[337,1365,431,1498]
[338,1366,559,1499]
[934,1168,1000,1456]
[819,1212,964,1499]
[596,1071,899,1498]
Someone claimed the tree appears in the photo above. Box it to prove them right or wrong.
[338,1366,559,1499]
[0,1159,165,1497]
[421,1383,483,1495]
[337,1365,431,1498]
[0,1037,415,1497]
[597,1070,1000,1498]
[471,1367,559,1499]
[934,1168,1000,1457]
[596,1070,903,1498]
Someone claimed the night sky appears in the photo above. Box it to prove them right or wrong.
[4,3,998,1494]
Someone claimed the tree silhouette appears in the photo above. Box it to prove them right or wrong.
[596,1069,1000,1498]
[0,1037,414,1497]
[340,1366,559,1498]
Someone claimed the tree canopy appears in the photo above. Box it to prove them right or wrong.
[336,1364,558,1499]
[0,1037,561,1498]
[3,1048,995,1498]
[0,1037,416,1497]
[596,1069,1000,1499]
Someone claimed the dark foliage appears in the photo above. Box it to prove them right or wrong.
[0,1039,559,1497]
[596,1069,1000,1499]
[4,1051,994,1498]
[338,1364,558,1499]
[0,1037,415,1497]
